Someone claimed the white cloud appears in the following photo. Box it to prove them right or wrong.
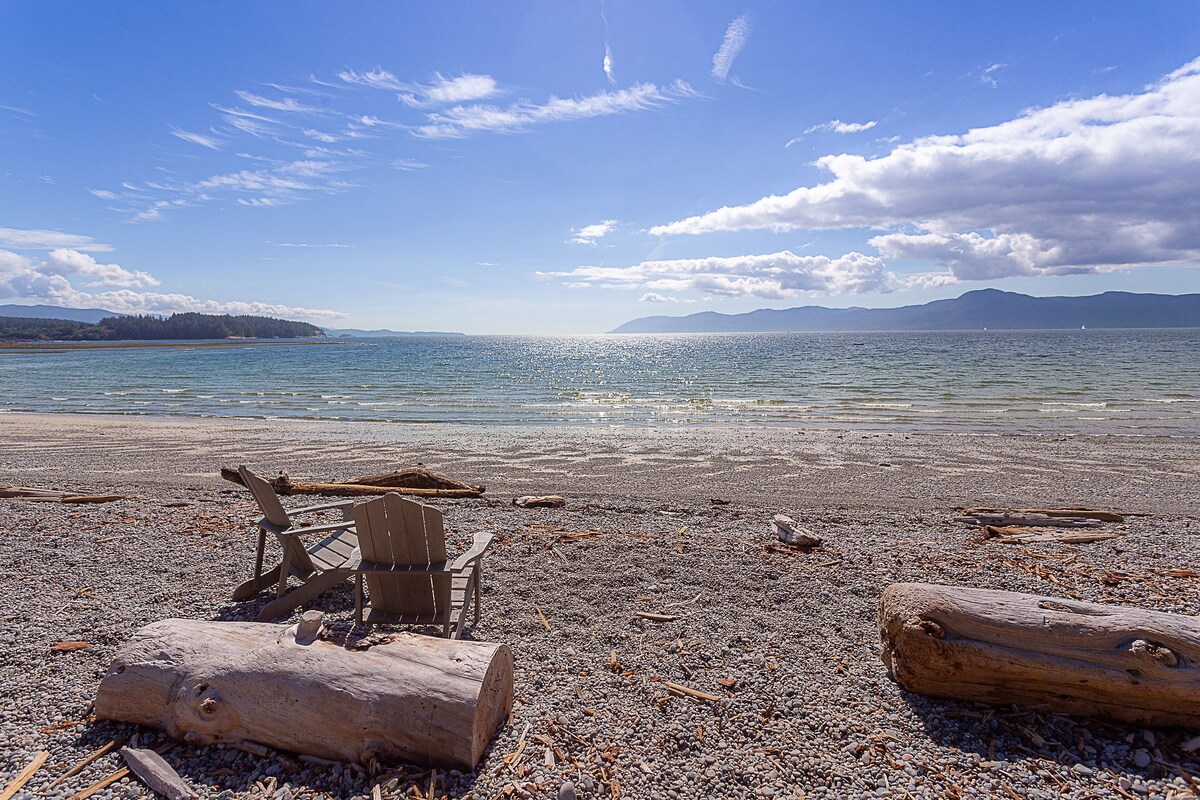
[400,74,500,107]
[981,62,1007,88]
[544,250,898,299]
[170,127,222,149]
[414,81,695,139]
[570,219,617,245]
[0,248,345,320]
[234,91,321,113]
[338,67,409,91]
[803,119,878,135]
[391,158,430,171]
[651,57,1200,284]
[0,228,113,252]
[603,45,615,84]
[40,248,159,288]
[270,242,351,249]
[640,292,684,303]
[711,14,751,82]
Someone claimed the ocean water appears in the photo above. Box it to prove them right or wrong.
[1,330,1198,434]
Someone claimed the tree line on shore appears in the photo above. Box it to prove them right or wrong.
[0,313,325,341]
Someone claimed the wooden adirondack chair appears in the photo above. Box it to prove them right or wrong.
[232,465,361,622]
[352,492,493,639]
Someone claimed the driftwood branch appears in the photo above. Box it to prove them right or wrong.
[219,466,484,498]
[879,582,1200,728]
[0,485,126,504]
[119,747,196,800]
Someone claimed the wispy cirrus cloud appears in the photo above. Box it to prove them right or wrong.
[98,65,700,221]
[570,219,618,245]
[171,127,222,149]
[650,57,1200,288]
[543,250,898,299]
[711,14,751,82]
[981,62,1007,88]
[0,228,113,253]
[414,81,696,139]
[0,248,346,320]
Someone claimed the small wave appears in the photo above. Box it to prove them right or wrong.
[160,388,186,394]
[1041,401,1107,408]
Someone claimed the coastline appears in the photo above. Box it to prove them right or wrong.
[3,411,1198,798]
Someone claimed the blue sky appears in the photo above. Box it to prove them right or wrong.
[2,2,1200,333]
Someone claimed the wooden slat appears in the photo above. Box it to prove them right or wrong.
[397,496,437,615]
[423,504,447,562]
[239,466,291,528]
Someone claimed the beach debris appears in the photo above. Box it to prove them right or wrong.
[1,751,47,800]
[956,512,1102,529]
[633,611,679,622]
[660,681,722,703]
[879,582,1200,728]
[96,618,514,770]
[709,498,730,506]
[514,495,567,508]
[219,464,485,498]
[982,525,1123,545]
[771,514,822,548]
[0,484,127,504]
[51,641,92,653]
[120,746,197,800]
[44,740,122,791]
[965,506,1132,522]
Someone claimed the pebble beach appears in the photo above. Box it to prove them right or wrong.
[2,412,1199,799]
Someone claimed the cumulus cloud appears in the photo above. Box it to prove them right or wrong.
[639,292,693,303]
[543,250,898,299]
[413,81,695,139]
[712,14,751,82]
[651,57,1200,284]
[570,219,617,245]
[0,228,113,252]
[0,248,345,320]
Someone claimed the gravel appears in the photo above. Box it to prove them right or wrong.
[1,413,1198,799]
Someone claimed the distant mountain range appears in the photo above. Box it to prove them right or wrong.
[610,290,1200,333]
[0,303,123,324]
[322,328,465,337]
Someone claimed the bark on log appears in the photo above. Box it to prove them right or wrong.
[879,582,1200,729]
[95,618,513,770]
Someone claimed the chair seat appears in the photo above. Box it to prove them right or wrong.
[361,573,470,627]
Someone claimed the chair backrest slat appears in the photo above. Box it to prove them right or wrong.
[353,493,447,617]
[240,465,316,574]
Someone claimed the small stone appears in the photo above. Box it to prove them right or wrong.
[1133,749,1151,768]
[559,780,577,800]
[1072,764,1094,776]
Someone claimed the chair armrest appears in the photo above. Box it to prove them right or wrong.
[451,531,494,573]
[289,500,355,517]
[279,520,355,537]
[357,559,450,575]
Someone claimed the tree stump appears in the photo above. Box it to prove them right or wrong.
[879,582,1200,728]
[95,617,513,769]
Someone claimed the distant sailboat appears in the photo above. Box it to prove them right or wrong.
[1081,324,1087,330]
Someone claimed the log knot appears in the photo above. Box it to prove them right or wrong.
[915,618,945,639]
[1129,639,1180,667]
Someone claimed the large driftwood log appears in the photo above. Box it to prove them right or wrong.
[219,466,484,498]
[96,617,513,770]
[879,583,1200,728]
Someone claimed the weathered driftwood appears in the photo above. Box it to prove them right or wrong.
[964,507,1129,522]
[955,513,1101,528]
[879,582,1200,728]
[347,466,485,494]
[219,467,484,498]
[771,514,822,548]
[513,495,566,508]
[0,751,47,800]
[0,485,126,504]
[119,747,196,800]
[95,616,513,770]
[981,525,1123,544]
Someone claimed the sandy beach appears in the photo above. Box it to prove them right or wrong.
[2,412,1199,799]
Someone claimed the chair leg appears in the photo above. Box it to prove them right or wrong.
[354,572,364,628]
[276,559,290,599]
[231,562,282,601]
[473,563,483,625]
